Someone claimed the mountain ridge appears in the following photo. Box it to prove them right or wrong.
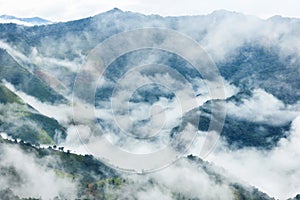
[0,8,299,199]
[3,8,300,28]
[0,14,51,26]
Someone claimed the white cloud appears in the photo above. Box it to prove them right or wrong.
[0,144,77,199]
[152,159,235,199]
[226,89,300,125]
[117,158,235,200]
[197,115,300,199]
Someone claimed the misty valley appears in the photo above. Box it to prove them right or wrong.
[0,8,299,200]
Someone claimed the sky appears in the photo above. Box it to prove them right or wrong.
[0,0,300,22]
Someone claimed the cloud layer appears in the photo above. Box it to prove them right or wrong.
[0,144,77,199]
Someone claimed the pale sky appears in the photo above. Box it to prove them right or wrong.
[0,0,300,22]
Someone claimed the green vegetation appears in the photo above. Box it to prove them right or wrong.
[37,129,54,144]
[0,84,66,145]
[0,137,275,200]
[0,109,66,145]
[96,177,127,188]
[0,138,120,199]
[28,113,66,139]
[0,84,24,104]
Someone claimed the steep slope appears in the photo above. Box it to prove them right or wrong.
[0,84,23,104]
[0,83,66,145]
[219,45,300,104]
[0,48,66,103]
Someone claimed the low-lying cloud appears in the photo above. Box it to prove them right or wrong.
[195,115,300,199]
[226,88,300,125]
[0,143,77,199]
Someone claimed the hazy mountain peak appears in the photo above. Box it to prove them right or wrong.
[105,7,124,14]
[112,7,123,12]
[267,14,300,23]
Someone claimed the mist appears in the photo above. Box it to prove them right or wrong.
[0,8,299,199]
[112,158,235,200]
[190,114,300,199]
[0,143,77,199]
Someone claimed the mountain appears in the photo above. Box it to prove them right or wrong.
[0,9,299,103]
[0,83,66,145]
[0,137,274,199]
[0,8,299,199]
[0,15,52,26]
[0,49,66,103]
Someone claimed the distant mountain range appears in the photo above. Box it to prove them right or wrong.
[0,14,52,26]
